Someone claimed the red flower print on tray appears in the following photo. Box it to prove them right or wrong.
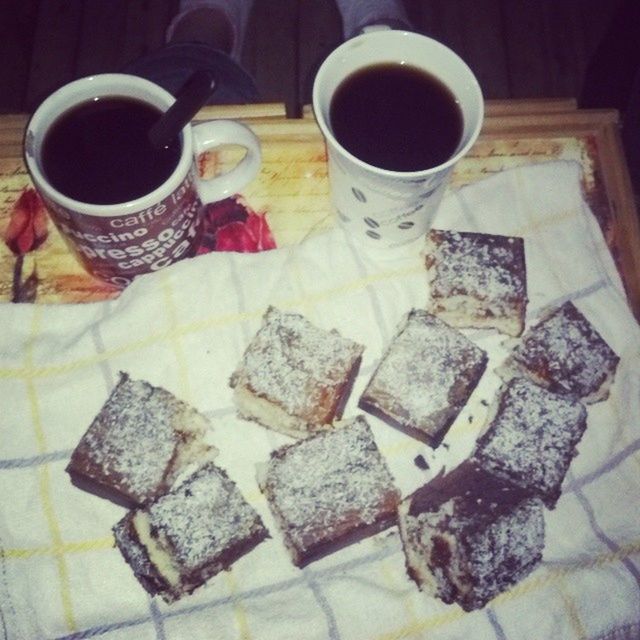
[5,188,48,256]
[3,188,49,302]
[197,196,276,254]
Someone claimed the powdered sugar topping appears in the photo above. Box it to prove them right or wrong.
[147,463,264,572]
[426,230,525,303]
[71,374,211,502]
[235,307,364,421]
[363,310,487,434]
[513,301,619,398]
[402,461,545,610]
[264,416,398,552]
[475,377,587,498]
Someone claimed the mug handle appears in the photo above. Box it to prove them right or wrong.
[190,120,261,203]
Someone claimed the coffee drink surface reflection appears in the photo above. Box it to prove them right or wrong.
[329,63,463,173]
[42,97,181,205]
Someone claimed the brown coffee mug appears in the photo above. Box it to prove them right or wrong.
[24,73,261,287]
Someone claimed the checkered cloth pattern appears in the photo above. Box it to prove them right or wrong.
[1,161,639,640]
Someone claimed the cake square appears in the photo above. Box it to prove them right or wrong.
[398,460,545,612]
[113,462,269,603]
[66,372,217,507]
[230,306,365,438]
[424,229,527,337]
[258,415,400,567]
[358,309,488,447]
[473,377,587,508]
[499,300,619,403]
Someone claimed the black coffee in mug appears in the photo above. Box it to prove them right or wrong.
[329,63,463,172]
[41,97,181,205]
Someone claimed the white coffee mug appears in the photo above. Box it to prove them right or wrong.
[312,30,484,248]
[24,73,261,286]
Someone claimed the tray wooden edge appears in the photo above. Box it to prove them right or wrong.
[480,107,640,321]
[2,102,639,321]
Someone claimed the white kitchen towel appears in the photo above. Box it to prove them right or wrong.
[1,160,639,640]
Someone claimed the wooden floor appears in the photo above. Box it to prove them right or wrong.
[0,0,632,116]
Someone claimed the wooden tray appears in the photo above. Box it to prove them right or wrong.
[1,100,639,319]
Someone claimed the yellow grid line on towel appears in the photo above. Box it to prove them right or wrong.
[375,600,463,640]
[282,264,423,311]
[515,208,580,238]
[24,306,76,632]
[379,555,421,637]
[557,577,588,640]
[373,538,640,640]
[158,272,254,640]
[0,265,423,382]
[508,539,640,599]
[278,245,422,624]
[223,570,253,640]
[0,311,255,380]
[4,535,114,559]
[160,272,192,402]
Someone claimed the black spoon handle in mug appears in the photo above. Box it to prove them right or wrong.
[148,70,217,149]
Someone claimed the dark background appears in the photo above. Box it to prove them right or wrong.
[2,0,639,186]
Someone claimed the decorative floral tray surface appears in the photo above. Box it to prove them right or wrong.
[0,101,638,316]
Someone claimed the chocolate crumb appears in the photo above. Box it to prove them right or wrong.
[414,454,429,470]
